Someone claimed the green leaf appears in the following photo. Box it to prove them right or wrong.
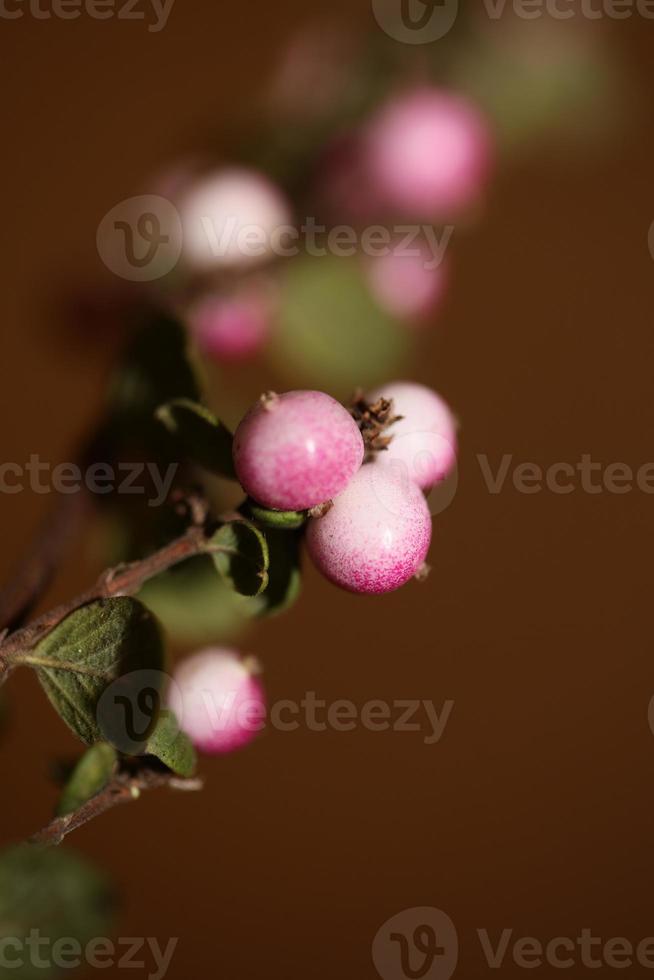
[272,256,408,395]
[145,709,196,777]
[210,520,270,598]
[27,597,165,746]
[242,499,307,530]
[0,845,115,980]
[155,398,235,478]
[56,743,118,817]
[250,528,302,618]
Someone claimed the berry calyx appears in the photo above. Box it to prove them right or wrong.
[233,390,365,512]
[167,648,265,755]
[306,462,432,595]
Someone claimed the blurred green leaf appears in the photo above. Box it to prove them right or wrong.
[106,312,201,448]
[145,710,196,778]
[210,521,270,598]
[155,398,235,479]
[56,743,118,817]
[0,845,115,980]
[138,557,251,645]
[27,598,165,746]
[272,256,408,395]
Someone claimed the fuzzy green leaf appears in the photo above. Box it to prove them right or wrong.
[28,597,165,746]
[145,710,196,777]
[56,743,118,817]
[210,520,270,597]
[155,397,235,478]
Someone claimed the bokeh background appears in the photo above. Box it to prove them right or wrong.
[1,2,654,978]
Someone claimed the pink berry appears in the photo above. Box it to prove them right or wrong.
[367,381,457,491]
[167,648,265,755]
[306,463,432,595]
[178,167,292,271]
[188,280,274,362]
[233,390,365,512]
[364,88,492,218]
[364,245,449,322]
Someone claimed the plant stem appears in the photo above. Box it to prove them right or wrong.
[0,494,221,673]
[31,767,203,846]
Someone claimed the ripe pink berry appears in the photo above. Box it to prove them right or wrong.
[364,246,449,323]
[306,463,432,595]
[364,88,492,218]
[367,381,457,491]
[187,281,274,362]
[178,167,292,271]
[167,648,265,755]
[233,390,365,512]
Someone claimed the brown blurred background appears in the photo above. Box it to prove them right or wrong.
[1,2,654,978]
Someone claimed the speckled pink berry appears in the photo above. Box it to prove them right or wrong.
[306,463,432,595]
[364,88,492,218]
[233,390,365,512]
[167,648,265,755]
[367,381,457,491]
[364,246,449,323]
[188,281,274,362]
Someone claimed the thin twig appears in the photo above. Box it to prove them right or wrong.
[30,768,203,846]
[0,493,220,671]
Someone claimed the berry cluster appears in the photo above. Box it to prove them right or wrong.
[169,382,456,756]
[233,384,456,594]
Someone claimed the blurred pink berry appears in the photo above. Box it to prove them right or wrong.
[364,245,449,322]
[367,381,457,491]
[178,167,292,271]
[188,282,274,362]
[306,462,432,595]
[167,648,265,755]
[364,88,492,218]
[233,390,364,512]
